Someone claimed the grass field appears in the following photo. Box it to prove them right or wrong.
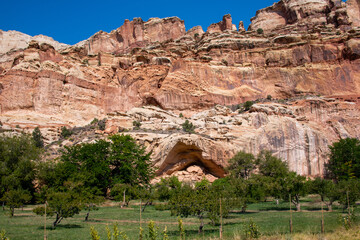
[1,197,359,240]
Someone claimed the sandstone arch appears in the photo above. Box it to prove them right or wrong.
[156,141,226,178]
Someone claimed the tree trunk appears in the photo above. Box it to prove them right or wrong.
[292,196,301,212]
[241,204,247,213]
[85,211,90,221]
[198,215,204,233]
[326,202,333,212]
[2,202,5,211]
[10,206,14,217]
[53,213,63,228]
[141,201,151,212]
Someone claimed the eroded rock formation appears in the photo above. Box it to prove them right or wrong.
[1,0,360,181]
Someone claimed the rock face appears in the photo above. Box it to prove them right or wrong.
[0,30,68,54]
[248,0,359,33]
[2,0,360,181]
[207,14,237,33]
[77,17,185,55]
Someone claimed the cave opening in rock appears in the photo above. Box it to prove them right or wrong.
[156,142,226,178]
[144,97,163,109]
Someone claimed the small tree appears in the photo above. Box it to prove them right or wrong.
[326,138,360,180]
[1,189,31,217]
[60,126,72,138]
[243,101,254,111]
[33,190,82,228]
[281,172,307,211]
[109,134,154,186]
[309,178,338,211]
[337,179,360,210]
[257,28,264,34]
[169,181,234,233]
[32,127,44,148]
[0,134,40,202]
[181,120,195,133]
[227,151,256,179]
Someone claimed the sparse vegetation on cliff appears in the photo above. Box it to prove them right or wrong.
[181,120,195,133]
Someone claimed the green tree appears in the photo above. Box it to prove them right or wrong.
[32,127,44,148]
[0,134,40,202]
[327,138,360,180]
[337,179,360,210]
[257,151,290,200]
[1,188,31,217]
[227,151,256,179]
[58,140,111,195]
[154,176,182,202]
[309,178,338,211]
[109,134,153,186]
[281,172,307,211]
[33,190,82,228]
[169,180,235,233]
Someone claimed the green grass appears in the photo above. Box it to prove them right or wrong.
[0,199,358,240]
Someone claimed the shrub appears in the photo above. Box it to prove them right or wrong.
[179,113,184,118]
[257,28,264,34]
[0,229,10,240]
[266,95,272,100]
[98,119,106,131]
[32,127,44,148]
[182,120,195,133]
[60,126,72,138]
[133,121,141,130]
[243,219,261,239]
[155,204,171,211]
[244,101,254,111]
[90,226,100,240]
[90,118,99,125]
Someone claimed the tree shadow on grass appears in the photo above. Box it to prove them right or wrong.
[230,211,259,215]
[166,228,219,237]
[37,224,83,230]
[262,206,293,211]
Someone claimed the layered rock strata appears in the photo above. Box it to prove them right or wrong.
[1,0,360,180]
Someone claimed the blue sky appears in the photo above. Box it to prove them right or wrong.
[0,0,278,45]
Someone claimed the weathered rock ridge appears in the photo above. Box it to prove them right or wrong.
[2,0,360,180]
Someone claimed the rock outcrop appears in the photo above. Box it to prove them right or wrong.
[0,30,68,55]
[77,17,185,55]
[207,14,237,33]
[248,0,358,33]
[2,0,360,181]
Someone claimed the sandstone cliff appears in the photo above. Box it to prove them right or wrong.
[1,0,360,180]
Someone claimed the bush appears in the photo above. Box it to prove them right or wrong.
[90,118,99,125]
[257,28,264,34]
[243,101,254,111]
[179,113,184,118]
[32,127,44,148]
[243,219,261,239]
[154,204,171,211]
[60,126,72,138]
[181,120,195,133]
[98,119,106,131]
[266,95,272,100]
[133,121,141,130]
